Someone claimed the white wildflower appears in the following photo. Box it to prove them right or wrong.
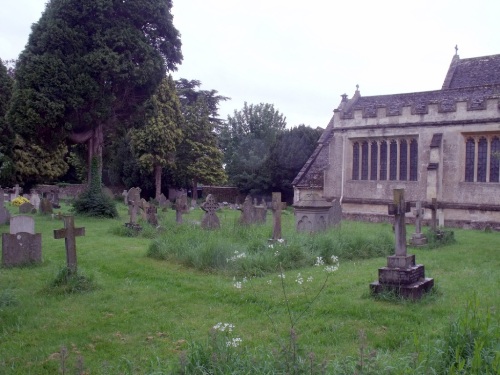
[268,244,274,249]
[278,273,285,279]
[234,281,242,289]
[295,273,304,285]
[267,280,273,285]
[314,257,324,266]
[226,337,242,347]
[274,250,280,257]
[307,276,313,283]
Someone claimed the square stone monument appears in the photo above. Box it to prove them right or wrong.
[294,192,342,233]
[370,189,434,299]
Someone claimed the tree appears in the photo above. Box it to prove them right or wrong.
[174,80,228,199]
[220,102,287,195]
[264,125,323,203]
[0,59,14,185]
[130,75,183,200]
[7,0,182,185]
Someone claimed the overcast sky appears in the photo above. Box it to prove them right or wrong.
[1,0,499,128]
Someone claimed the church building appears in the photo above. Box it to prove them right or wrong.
[293,51,500,230]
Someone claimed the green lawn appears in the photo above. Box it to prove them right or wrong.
[0,202,498,374]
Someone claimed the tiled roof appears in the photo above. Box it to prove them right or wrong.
[446,54,500,89]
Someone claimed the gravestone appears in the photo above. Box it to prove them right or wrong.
[370,189,434,299]
[254,198,267,224]
[19,202,36,214]
[201,194,220,229]
[53,215,85,273]
[175,193,188,224]
[12,184,21,199]
[146,206,158,226]
[271,192,284,241]
[238,195,255,225]
[125,187,142,231]
[411,201,427,246]
[30,192,41,210]
[2,215,42,267]
[140,198,149,220]
[158,193,169,210]
[0,188,10,225]
[39,198,53,215]
[122,190,128,205]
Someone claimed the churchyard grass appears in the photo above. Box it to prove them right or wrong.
[0,202,498,374]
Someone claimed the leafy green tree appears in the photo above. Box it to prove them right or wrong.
[220,102,287,195]
[265,125,323,203]
[174,80,228,199]
[0,59,14,185]
[7,0,182,185]
[130,75,183,199]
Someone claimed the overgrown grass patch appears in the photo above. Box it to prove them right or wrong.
[0,202,498,374]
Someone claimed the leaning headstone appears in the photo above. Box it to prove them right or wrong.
[30,192,41,210]
[0,188,10,225]
[39,198,53,215]
[238,195,255,225]
[175,193,188,224]
[19,202,36,214]
[411,201,427,246]
[370,189,434,299]
[2,215,42,267]
[53,215,85,273]
[271,192,284,241]
[201,194,220,229]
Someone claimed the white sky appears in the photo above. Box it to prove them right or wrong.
[1,0,499,128]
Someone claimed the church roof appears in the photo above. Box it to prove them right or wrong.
[292,52,500,188]
[443,54,500,89]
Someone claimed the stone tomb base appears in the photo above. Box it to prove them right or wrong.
[370,255,434,299]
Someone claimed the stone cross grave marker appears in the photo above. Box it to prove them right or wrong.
[13,184,21,199]
[201,194,220,229]
[175,193,188,224]
[239,195,255,225]
[127,187,141,224]
[411,201,427,246]
[146,206,158,226]
[271,192,285,240]
[0,188,10,225]
[2,215,42,267]
[53,215,85,273]
[370,189,434,299]
[387,189,411,256]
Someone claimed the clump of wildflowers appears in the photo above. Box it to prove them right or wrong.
[11,196,29,207]
[226,250,247,263]
[213,322,234,332]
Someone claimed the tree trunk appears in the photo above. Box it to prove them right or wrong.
[192,177,198,201]
[154,164,162,200]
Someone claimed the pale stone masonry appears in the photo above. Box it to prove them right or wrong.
[293,52,500,229]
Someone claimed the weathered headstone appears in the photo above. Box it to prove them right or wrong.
[127,187,141,225]
[411,201,427,246]
[175,193,188,224]
[146,206,158,226]
[370,189,434,299]
[122,190,128,205]
[13,184,21,199]
[140,198,149,220]
[39,198,53,215]
[2,215,42,267]
[238,195,255,225]
[53,215,85,273]
[19,202,36,214]
[201,194,220,229]
[158,193,169,209]
[30,192,41,210]
[0,188,10,225]
[271,192,284,240]
[253,198,267,224]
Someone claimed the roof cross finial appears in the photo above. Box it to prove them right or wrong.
[455,45,458,55]
[356,84,359,91]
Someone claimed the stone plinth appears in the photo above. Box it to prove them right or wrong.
[370,254,434,299]
[411,233,428,246]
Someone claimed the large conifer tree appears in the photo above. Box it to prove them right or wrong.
[7,0,182,184]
